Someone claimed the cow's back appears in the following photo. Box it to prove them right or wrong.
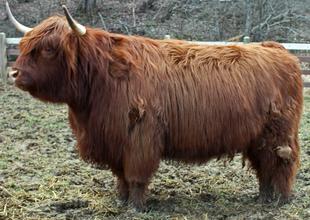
[157,42,302,162]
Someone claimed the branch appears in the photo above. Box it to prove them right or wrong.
[269,19,291,28]
[251,11,290,34]
[98,12,107,30]
[251,14,272,33]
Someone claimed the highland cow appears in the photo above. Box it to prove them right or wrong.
[6,1,303,209]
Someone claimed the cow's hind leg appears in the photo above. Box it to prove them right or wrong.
[246,144,275,202]
[246,126,300,203]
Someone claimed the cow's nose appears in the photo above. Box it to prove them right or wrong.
[8,69,19,79]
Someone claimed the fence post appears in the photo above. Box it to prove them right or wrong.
[243,36,250,43]
[0,32,7,84]
[164,35,171,39]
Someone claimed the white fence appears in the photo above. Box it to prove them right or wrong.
[1,33,309,86]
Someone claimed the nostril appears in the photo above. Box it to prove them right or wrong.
[9,70,19,78]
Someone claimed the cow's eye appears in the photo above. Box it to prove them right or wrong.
[44,47,54,53]
[41,47,55,57]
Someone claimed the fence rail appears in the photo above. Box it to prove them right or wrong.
[1,34,310,87]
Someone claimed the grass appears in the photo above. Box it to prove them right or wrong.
[0,83,309,219]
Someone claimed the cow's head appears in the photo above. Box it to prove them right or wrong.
[6,1,95,104]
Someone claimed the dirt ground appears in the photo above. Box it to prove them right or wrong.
[0,82,309,220]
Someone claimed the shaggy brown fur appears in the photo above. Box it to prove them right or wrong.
[12,16,303,209]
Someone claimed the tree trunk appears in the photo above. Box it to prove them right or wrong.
[81,0,97,13]
[244,0,253,37]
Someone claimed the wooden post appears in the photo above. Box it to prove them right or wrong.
[0,32,7,83]
[243,36,250,43]
[164,35,171,39]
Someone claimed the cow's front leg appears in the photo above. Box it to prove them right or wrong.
[123,103,164,210]
[128,181,148,210]
[123,143,161,210]
[117,175,129,202]
[123,117,163,210]
[111,170,129,203]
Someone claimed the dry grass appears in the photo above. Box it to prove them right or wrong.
[0,83,309,219]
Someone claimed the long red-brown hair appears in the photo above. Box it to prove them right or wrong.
[16,16,303,205]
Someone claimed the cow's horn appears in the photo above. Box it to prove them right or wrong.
[6,1,33,34]
[62,5,86,36]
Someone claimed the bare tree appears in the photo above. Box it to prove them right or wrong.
[80,0,97,13]
[1,0,309,42]
[244,0,253,38]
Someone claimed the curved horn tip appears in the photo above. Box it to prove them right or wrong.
[6,0,33,34]
[61,5,68,10]
[62,5,86,36]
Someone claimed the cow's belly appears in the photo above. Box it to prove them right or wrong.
[162,107,265,163]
